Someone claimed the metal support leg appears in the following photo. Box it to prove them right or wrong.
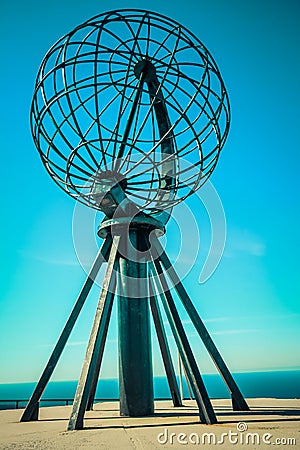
[86,292,116,412]
[182,360,193,399]
[118,229,154,417]
[68,235,119,430]
[20,236,112,422]
[85,320,110,412]
[178,351,184,400]
[152,236,249,411]
[149,284,182,407]
[149,261,217,424]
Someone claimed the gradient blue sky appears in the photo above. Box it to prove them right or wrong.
[0,0,299,384]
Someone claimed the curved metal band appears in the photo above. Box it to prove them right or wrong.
[97,214,165,238]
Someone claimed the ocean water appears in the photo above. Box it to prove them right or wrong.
[0,371,299,410]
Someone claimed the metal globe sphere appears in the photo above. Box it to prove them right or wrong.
[31,9,230,213]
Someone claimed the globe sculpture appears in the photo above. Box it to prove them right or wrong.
[21,9,249,429]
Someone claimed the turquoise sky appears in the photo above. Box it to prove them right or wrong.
[0,0,299,384]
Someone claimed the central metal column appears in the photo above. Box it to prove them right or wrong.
[118,227,154,416]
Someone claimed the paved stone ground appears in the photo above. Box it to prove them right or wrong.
[0,399,299,449]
